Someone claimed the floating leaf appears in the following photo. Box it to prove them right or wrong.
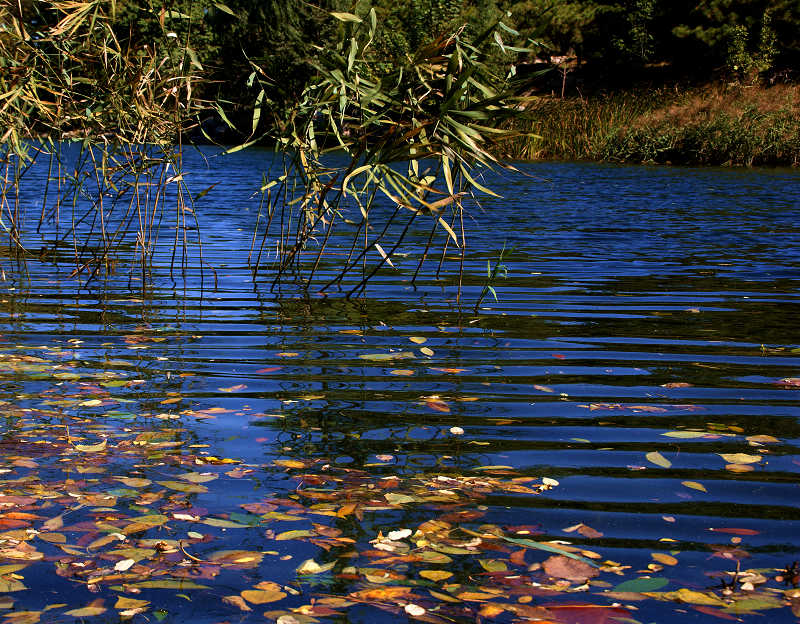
[746,435,779,444]
[208,550,264,567]
[359,352,414,362]
[419,347,434,356]
[156,481,208,494]
[644,588,726,606]
[114,477,151,488]
[202,518,247,528]
[275,530,314,541]
[708,527,759,536]
[614,577,669,592]
[479,559,508,572]
[219,384,247,393]
[274,459,306,469]
[125,580,208,590]
[409,337,427,344]
[384,493,415,505]
[37,533,66,544]
[390,369,414,376]
[682,481,707,492]
[425,400,450,413]
[114,597,149,611]
[542,555,599,581]
[73,439,107,453]
[222,595,252,612]
[240,589,287,604]
[114,559,135,572]
[296,559,335,574]
[179,472,218,483]
[662,431,707,438]
[64,601,106,617]
[646,451,672,468]
[419,570,452,582]
[652,553,678,566]
[719,453,762,464]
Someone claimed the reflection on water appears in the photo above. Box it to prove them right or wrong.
[0,155,799,622]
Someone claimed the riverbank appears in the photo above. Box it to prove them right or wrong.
[509,83,800,167]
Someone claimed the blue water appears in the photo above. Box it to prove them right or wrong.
[0,150,798,623]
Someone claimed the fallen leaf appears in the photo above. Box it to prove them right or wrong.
[114,559,135,572]
[404,604,425,616]
[708,527,759,536]
[240,589,286,604]
[219,384,247,393]
[425,400,450,413]
[419,570,452,581]
[359,352,414,362]
[652,553,678,566]
[542,555,599,582]
[223,595,252,612]
[682,481,707,492]
[646,451,672,468]
[72,439,107,453]
[718,453,761,464]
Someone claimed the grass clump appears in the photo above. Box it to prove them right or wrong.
[511,84,800,167]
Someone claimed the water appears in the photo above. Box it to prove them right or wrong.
[0,152,799,623]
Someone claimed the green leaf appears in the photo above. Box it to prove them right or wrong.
[646,451,672,468]
[359,352,415,362]
[331,12,362,23]
[125,580,208,590]
[614,577,669,593]
[213,2,236,16]
[156,481,208,494]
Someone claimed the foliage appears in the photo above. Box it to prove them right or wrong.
[0,0,208,278]
[511,84,800,165]
[244,8,532,294]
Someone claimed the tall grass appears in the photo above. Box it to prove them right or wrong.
[509,84,800,167]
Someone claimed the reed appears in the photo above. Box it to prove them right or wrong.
[1,1,529,296]
[0,0,208,283]
[509,84,800,167]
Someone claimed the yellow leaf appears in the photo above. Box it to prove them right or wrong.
[644,588,726,606]
[64,604,106,617]
[114,597,149,610]
[419,570,453,582]
[240,589,286,604]
[274,459,305,469]
[409,337,427,344]
[719,453,762,464]
[646,451,671,468]
[652,553,678,566]
[682,481,707,492]
[73,439,107,453]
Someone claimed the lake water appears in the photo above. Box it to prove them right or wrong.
[0,150,799,623]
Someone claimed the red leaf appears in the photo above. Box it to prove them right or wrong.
[255,367,282,374]
[425,400,450,413]
[543,604,631,624]
[691,606,740,620]
[708,527,759,536]
[552,353,566,359]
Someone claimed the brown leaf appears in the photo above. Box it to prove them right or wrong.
[542,555,599,582]
[223,595,252,612]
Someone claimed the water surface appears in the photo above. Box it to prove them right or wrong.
[1,155,799,623]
